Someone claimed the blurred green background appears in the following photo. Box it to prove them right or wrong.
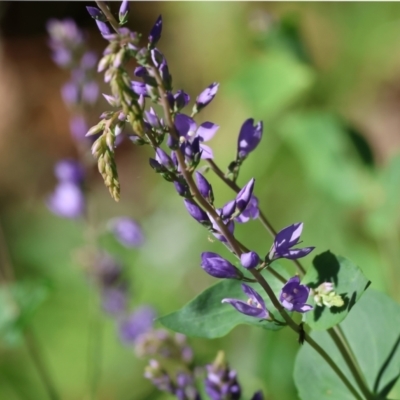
[1,2,400,399]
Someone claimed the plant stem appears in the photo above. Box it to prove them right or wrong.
[206,157,373,398]
[0,222,61,400]
[95,2,120,32]
[206,159,306,275]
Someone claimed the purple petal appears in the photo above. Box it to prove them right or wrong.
[119,306,156,344]
[197,122,219,142]
[201,252,240,279]
[174,113,196,138]
[275,222,303,249]
[196,82,219,108]
[200,144,214,160]
[221,298,268,319]
[54,159,84,184]
[237,118,263,159]
[47,182,85,219]
[108,217,144,247]
[148,15,162,46]
[241,283,266,311]
[234,195,259,224]
[282,247,315,259]
[240,251,260,269]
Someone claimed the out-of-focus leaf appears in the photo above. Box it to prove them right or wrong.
[0,281,51,346]
[365,153,400,237]
[158,263,289,338]
[303,251,370,330]
[277,111,370,205]
[228,51,314,117]
[294,289,400,400]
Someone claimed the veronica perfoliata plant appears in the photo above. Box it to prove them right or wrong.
[84,2,400,400]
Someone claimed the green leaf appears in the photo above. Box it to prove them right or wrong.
[303,251,370,330]
[0,280,51,346]
[294,289,400,400]
[158,264,290,338]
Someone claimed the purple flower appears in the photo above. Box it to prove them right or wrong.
[93,252,123,287]
[195,171,214,203]
[61,81,79,105]
[102,284,128,315]
[279,276,313,313]
[174,113,219,159]
[237,118,263,159]
[240,251,260,269]
[173,90,190,111]
[222,283,269,319]
[173,180,189,197]
[234,195,259,224]
[195,82,219,111]
[201,252,242,279]
[269,222,315,261]
[81,80,99,104]
[86,6,105,21]
[155,148,174,170]
[47,182,85,219]
[220,200,236,220]
[119,0,130,22]
[119,306,156,344]
[149,15,162,46]
[80,51,98,70]
[235,178,255,213]
[131,81,148,96]
[108,217,144,248]
[184,199,211,226]
[54,159,84,184]
[70,115,89,141]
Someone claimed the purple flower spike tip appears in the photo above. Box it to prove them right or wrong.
[237,118,263,159]
[240,251,260,269]
[149,15,162,46]
[235,178,255,213]
[195,82,219,110]
[222,283,269,319]
[280,276,313,313]
[108,217,144,248]
[200,252,241,279]
[184,199,211,226]
[119,0,130,21]
[269,222,315,261]
[119,306,157,344]
[195,171,213,203]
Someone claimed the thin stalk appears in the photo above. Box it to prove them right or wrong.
[95,2,120,32]
[206,157,372,398]
[0,222,61,400]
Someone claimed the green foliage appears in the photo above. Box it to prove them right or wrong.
[294,289,400,400]
[159,264,289,338]
[303,251,370,330]
[0,281,50,346]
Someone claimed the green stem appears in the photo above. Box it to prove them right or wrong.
[95,1,120,32]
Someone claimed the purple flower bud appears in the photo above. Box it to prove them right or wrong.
[54,159,84,184]
[82,81,99,104]
[234,195,259,224]
[119,306,156,344]
[102,284,127,315]
[184,199,211,226]
[166,134,179,150]
[174,90,190,111]
[222,283,269,319]
[240,251,260,269]
[96,20,113,38]
[195,82,219,110]
[93,252,123,287]
[182,137,201,163]
[174,180,189,197]
[108,217,144,247]
[145,108,160,128]
[61,81,79,105]
[70,115,89,142]
[149,158,163,172]
[195,171,213,203]
[235,178,255,213]
[134,66,148,77]
[201,252,241,279]
[269,222,315,261]
[149,15,162,46]
[81,51,97,70]
[220,200,236,220]
[155,148,174,170]
[86,6,106,20]
[119,0,130,21]
[131,81,148,97]
[237,118,263,159]
[47,182,85,219]
[280,276,313,313]
[209,214,235,243]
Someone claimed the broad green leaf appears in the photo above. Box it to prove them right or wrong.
[303,251,370,330]
[0,281,51,346]
[158,264,290,338]
[294,289,400,400]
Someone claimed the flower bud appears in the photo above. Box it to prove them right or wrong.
[195,171,214,203]
[235,178,255,213]
[240,251,260,269]
[237,118,263,159]
[201,252,241,279]
[119,0,130,24]
[184,199,210,226]
[194,82,219,112]
[155,148,174,170]
[220,200,236,219]
[149,15,162,47]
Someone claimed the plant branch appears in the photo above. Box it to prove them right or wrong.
[95,2,120,32]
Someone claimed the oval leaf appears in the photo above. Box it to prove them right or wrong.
[303,251,370,330]
[158,264,289,338]
[294,289,400,400]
